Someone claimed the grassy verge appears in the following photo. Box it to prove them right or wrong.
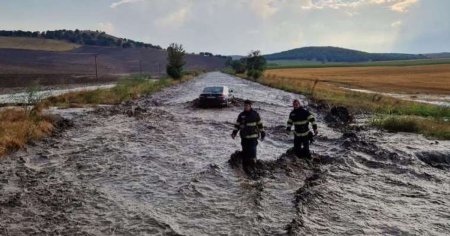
[243,73,449,139]
[1,74,194,156]
[38,75,192,108]
[0,108,53,156]
[371,116,450,140]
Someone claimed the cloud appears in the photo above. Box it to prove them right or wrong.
[301,0,367,10]
[154,5,191,28]
[391,20,402,27]
[110,0,143,9]
[250,0,279,19]
[390,0,418,12]
[300,0,419,13]
[98,22,115,33]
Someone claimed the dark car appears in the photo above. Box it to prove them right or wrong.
[198,86,233,107]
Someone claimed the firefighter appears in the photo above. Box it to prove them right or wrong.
[231,100,265,173]
[286,99,318,159]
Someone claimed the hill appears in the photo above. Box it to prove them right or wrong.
[0,36,80,51]
[425,52,450,59]
[264,46,427,62]
[0,46,227,87]
[0,30,161,49]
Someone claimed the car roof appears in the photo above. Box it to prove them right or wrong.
[203,86,228,90]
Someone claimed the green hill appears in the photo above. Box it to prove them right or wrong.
[264,46,427,62]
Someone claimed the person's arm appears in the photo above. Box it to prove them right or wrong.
[231,115,241,139]
[286,111,293,132]
[307,112,318,135]
[257,113,265,140]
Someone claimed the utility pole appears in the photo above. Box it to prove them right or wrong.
[94,54,98,81]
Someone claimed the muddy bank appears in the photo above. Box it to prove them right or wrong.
[1,72,449,235]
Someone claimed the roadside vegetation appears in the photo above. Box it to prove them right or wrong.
[258,68,450,139]
[0,108,53,156]
[39,76,179,108]
[226,50,267,79]
[0,74,195,157]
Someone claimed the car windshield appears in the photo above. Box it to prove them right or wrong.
[202,87,224,94]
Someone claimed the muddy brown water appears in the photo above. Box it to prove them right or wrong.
[1,72,449,235]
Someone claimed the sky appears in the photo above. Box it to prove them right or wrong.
[0,0,449,55]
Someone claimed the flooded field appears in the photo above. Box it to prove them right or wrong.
[0,84,116,105]
[0,72,449,235]
[342,87,450,107]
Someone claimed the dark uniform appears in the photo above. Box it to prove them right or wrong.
[286,107,317,158]
[232,109,265,167]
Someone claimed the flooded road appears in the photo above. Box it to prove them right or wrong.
[1,72,449,235]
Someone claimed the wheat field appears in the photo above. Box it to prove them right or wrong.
[265,64,450,95]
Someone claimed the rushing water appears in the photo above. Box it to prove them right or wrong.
[0,72,449,235]
[341,87,450,107]
[0,84,116,105]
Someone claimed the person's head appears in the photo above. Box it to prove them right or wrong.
[244,100,252,111]
[293,99,301,109]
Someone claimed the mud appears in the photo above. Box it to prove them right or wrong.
[1,72,449,235]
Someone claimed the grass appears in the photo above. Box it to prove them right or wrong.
[0,36,80,51]
[0,108,54,156]
[372,116,450,140]
[251,66,450,139]
[39,75,192,108]
[1,74,194,157]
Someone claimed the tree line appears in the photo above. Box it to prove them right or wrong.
[0,30,162,49]
[226,50,267,79]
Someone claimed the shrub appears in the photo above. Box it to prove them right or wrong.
[245,50,266,79]
[166,43,185,79]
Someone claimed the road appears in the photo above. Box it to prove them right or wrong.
[1,72,449,235]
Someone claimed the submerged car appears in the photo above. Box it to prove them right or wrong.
[198,86,233,107]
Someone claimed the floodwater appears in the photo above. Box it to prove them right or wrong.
[0,84,116,105]
[0,72,449,235]
[342,87,450,107]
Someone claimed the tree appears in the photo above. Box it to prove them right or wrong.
[231,59,246,74]
[245,50,266,79]
[166,43,186,79]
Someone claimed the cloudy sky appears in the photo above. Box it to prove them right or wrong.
[1,0,449,55]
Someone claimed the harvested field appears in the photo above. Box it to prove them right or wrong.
[265,64,450,95]
[0,36,80,51]
[0,46,226,88]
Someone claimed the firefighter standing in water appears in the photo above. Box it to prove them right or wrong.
[231,100,265,172]
[286,99,318,159]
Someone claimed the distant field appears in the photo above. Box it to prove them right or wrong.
[265,64,450,95]
[267,58,450,69]
[0,36,80,51]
